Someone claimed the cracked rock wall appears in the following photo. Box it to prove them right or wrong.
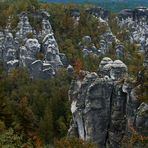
[68,57,148,148]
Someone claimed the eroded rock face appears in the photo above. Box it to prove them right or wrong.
[135,102,148,136]
[86,7,109,20]
[15,12,33,41]
[0,11,69,79]
[115,44,125,60]
[80,29,121,58]
[110,60,127,80]
[117,7,148,64]
[68,57,148,148]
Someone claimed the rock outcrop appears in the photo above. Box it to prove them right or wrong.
[118,7,148,67]
[0,11,71,79]
[68,57,148,148]
[86,7,109,20]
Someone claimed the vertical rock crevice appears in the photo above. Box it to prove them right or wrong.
[68,57,148,147]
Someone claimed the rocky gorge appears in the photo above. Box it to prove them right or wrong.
[68,7,148,148]
[0,1,147,147]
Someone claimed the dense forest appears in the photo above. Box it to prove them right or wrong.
[0,0,147,147]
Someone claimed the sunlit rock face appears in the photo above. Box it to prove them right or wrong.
[25,39,40,58]
[0,11,70,79]
[68,57,148,148]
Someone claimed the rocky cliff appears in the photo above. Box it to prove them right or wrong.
[68,57,148,148]
[0,11,72,79]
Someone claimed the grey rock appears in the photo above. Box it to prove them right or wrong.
[118,9,133,21]
[7,59,19,72]
[0,11,69,79]
[135,102,148,136]
[19,46,28,67]
[66,8,80,22]
[30,60,55,79]
[30,60,43,79]
[82,48,90,57]
[25,38,40,58]
[98,57,113,75]
[110,60,128,80]
[82,36,92,45]
[42,33,59,54]
[15,12,32,40]
[5,48,17,62]
[19,39,40,68]
[67,65,74,76]
[115,44,125,60]
[0,32,5,61]
[42,18,52,36]
[44,43,64,69]
[86,7,109,20]
[68,57,146,147]
[99,40,107,55]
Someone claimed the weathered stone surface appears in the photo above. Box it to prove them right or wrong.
[7,59,19,72]
[115,44,125,60]
[86,7,109,20]
[25,38,40,58]
[135,102,148,136]
[15,12,33,41]
[41,14,52,36]
[110,60,128,80]
[30,60,55,79]
[42,33,59,54]
[67,65,74,76]
[59,53,68,67]
[98,57,113,75]
[68,57,147,148]
[0,11,69,79]
[82,36,92,45]
[117,7,148,57]
[66,8,80,22]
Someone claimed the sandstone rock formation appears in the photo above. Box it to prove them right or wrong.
[0,11,71,79]
[86,7,109,20]
[118,7,148,68]
[68,57,148,148]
